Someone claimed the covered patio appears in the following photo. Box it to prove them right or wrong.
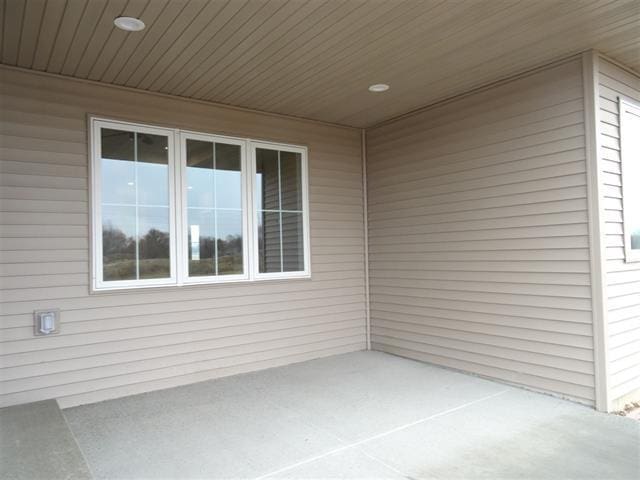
[1,1,640,478]
[2,352,638,479]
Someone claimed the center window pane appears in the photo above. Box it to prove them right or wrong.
[186,138,243,277]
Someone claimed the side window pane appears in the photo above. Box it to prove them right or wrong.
[101,129,135,205]
[100,128,171,283]
[282,212,304,271]
[255,147,305,274]
[259,211,282,273]
[102,205,136,281]
[185,138,244,278]
[280,151,302,211]
[256,148,279,211]
[622,106,640,252]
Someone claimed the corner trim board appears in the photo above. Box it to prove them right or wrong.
[581,50,611,412]
[362,129,371,350]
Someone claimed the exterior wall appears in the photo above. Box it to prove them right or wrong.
[596,57,640,408]
[0,67,366,408]
[366,59,597,405]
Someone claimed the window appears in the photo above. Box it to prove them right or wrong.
[619,97,640,262]
[91,118,309,290]
[181,133,248,283]
[253,143,309,278]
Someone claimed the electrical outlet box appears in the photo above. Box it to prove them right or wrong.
[34,309,60,336]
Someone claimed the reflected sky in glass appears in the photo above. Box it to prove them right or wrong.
[186,139,244,276]
[100,128,170,281]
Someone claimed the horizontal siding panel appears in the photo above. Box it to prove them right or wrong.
[367,59,595,405]
[0,68,365,407]
[2,336,366,408]
[368,269,590,286]
[370,304,592,336]
[2,323,366,394]
[371,327,592,377]
[368,187,587,223]
[56,342,363,409]
[373,343,594,404]
[1,281,365,315]
[598,58,640,406]
[372,316,592,355]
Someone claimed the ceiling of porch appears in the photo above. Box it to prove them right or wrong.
[1,0,638,127]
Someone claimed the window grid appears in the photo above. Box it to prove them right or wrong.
[133,133,140,280]
[213,142,219,276]
[91,117,309,291]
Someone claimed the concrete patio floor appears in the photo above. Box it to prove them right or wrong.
[2,351,639,479]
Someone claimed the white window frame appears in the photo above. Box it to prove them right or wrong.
[179,131,250,284]
[249,141,311,280]
[91,118,178,291]
[619,97,640,263]
[90,116,311,291]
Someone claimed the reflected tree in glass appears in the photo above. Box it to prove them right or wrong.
[100,128,170,282]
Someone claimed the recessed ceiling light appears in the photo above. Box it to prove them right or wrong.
[368,83,390,92]
[114,16,145,32]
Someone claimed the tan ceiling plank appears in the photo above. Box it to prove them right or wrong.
[211,0,346,103]
[189,0,313,99]
[302,0,606,124]
[1,0,26,65]
[74,0,147,79]
[215,0,381,108]
[302,0,562,124]
[4,0,639,127]
[177,0,328,100]
[95,0,171,83]
[45,0,89,73]
[238,0,430,110]
[86,0,150,80]
[0,0,5,59]
[16,0,47,68]
[298,0,585,121]
[149,0,250,93]
[124,0,209,87]
[109,0,200,85]
[136,0,234,91]
[30,0,67,71]
[59,0,111,75]
[609,44,640,70]
[342,0,633,126]
[267,0,515,116]
[176,0,290,98]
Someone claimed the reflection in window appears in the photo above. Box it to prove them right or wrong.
[100,128,170,282]
[186,139,243,277]
[256,148,304,273]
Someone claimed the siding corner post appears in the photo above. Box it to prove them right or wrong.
[582,50,611,412]
[362,129,371,350]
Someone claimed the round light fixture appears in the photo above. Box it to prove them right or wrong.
[114,16,145,32]
[368,83,390,92]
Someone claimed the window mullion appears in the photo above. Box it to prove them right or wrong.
[277,150,284,273]
[134,132,140,281]
[213,142,219,276]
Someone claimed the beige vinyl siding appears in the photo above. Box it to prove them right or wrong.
[597,58,640,406]
[0,67,366,408]
[366,58,596,405]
